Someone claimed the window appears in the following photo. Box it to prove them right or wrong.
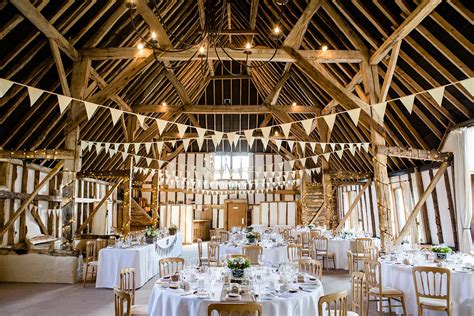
[213,153,250,180]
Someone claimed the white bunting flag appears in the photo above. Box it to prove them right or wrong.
[300,158,306,166]
[281,123,292,138]
[136,114,146,128]
[323,152,331,162]
[323,113,337,131]
[362,143,370,152]
[373,102,387,119]
[197,137,204,150]
[261,126,271,140]
[232,134,240,147]
[320,143,327,152]
[104,143,110,153]
[28,87,43,106]
[124,143,130,153]
[156,119,168,135]
[146,158,152,166]
[84,102,99,120]
[176,123,187,137]
[145,142,151,154]
[261,137,269,150]
[109,108,122,125]
[114,143,120,152]
[227,132,236,146]
[400,95,415,114]
[0,79,14,98]
[330,143,336,151]
[122,152,128,161]
[336,149,344,159]
[212,131,224,147]
[244,129,254,147]
[275,139,282,150]
[134,143,141,154]
[196,127,207,139]
[182,138,191,151]
[57,95,72,114]
[312,156,318,164]
[348,108,361,126]
[349,144,356,155]
[287,141,294,151]
[460,78,474,96]
[80,141,88,153]
[428,86,445,106]
[157,142,164,154]
[289,160,295,169]
[95,144,102,155]
[301,118,314,135]
[109,149,115,158]
[87,141,93,152]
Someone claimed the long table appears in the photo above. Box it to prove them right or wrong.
[96,233,182,289]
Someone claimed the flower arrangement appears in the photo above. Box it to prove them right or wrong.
[245,226,254,232]
[307,224,315,230]
[431,244,452,260]
[338,228,355,240]
[246,231,258,244]
[227,257,250,278]
[168,224,178,235]
[144,227,158,244]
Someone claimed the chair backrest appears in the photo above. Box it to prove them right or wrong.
[298,232,310,248]
[219,231,230,242]
[364,246,379,261]
[196,238,203,265]
[85,240,96,262]
[298,259,322,279]
[96,238,107,258]
[108,236,116,247]
[119,268,136,305]
[208,303,262,316]
[230,254,250,260]
[313,236,328,254]
[287,244,302,262]
[364,260,381,291]
[318,290,349,316]
[210,236,221,243]
[351,272,365,314]
[159,257,185,277]
[113,288,131,316]
[243,245,263,265]
[412,266,451,306]
[347,251,354,275]
[282,229,291,240]
[355,238,372,254]
[207,242,220,266]
[310,229,321,239]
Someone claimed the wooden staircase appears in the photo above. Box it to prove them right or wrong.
[301,182,325,226]
[130,199,153,230]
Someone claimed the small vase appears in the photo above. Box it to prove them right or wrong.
[169,229,176,236]
[145,237,156,244]
[232,269,245,278]
[435,252,448,260]
[247,238,255,244]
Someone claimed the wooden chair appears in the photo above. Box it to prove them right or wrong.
[207,242,220,266]
[243,245,263,265]
[310,229,321,239]
[312,236,336,270]
[159,257,184,277]
[298,258,322,280]
[219,230,230,242]
[353,238,373,270]
[298,232,311,257]
[208,303,262,316]
[287,243,302,263]
[196,238,208,266]
[96,238,107,257]
[210,235,221,243]
[108,236,116,247]
[318,290,357,316]
[364,259,406,316]
[281,228,291,241]
[113,288,148,316]
[347,251,355,276]
[363,246,379,261]
[412,266,451,315]
[83,240,98,287]
[120,268,136,305]
[351,272,365,315]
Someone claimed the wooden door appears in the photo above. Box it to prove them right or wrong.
[225,200,248,230]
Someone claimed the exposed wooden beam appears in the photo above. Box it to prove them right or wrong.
[75,179,122,234]
[377,145,452,162]
[197,0,206,30]
[49,39,71,96]
[132,104,321,114]
[379,40,401,102]
[334,179,372,234]
[249,0,259,30]
[0,190,62,203]
[264,68,292,106]
[283,0,322,49]
[131,198,152,222]
[394,161,448,245]
[0,160,64,236]
[79,47,365,63]
[134,0,172,48]
[370,0,441,64]
[30,205,48,235]
[0,149,74,160]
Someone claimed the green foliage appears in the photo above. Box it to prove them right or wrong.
[227,257,250,270]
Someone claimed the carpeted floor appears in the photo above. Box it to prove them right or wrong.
[0,243,353,316]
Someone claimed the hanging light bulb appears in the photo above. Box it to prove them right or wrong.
[292,102,297,107]
[198,45,206,57]
[244,42,252,54]
[137,42,144,50]
[321,45,328,52]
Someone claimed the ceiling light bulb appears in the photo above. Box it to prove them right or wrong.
[274,26,280,34]
[137,43,144,50]
[162,102,167,106]
[321,45,328,51]
[292,102,297,106]
[151,31,157,40]
[245,42,252,50]
[198,45,206,55]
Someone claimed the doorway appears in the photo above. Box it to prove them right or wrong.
[224,199,248,230]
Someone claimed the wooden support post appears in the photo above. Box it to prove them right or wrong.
[428,168,444,243]
[0,149,75,160]
[414,168,432,243]
[151,172,159,226]
[444,168,458,249]
[75,179,122,234]
[334,179,372,234]
[309,203,326,225]
[394,162,448,245]
[31,205,48,235]
[0,160,64,236]
[122,164,133,235]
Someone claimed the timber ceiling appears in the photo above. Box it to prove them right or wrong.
[0,0,472,177]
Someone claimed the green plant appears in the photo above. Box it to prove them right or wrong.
[227,257,250,270]
[168,224,178,231]
[144,227,158,238]
[431,245,451,253]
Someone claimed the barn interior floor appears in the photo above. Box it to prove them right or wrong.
[0,243,354,316]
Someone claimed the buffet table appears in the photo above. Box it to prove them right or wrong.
[96,234,182,289]
[147,267,324,316]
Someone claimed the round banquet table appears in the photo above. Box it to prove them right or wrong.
[147,267,324,316]
[381,261,474,315]
[219,243,288,267]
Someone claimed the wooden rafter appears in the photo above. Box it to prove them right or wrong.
[377,146,452,162]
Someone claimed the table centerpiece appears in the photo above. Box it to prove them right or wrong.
[227,257,250,278]
[431,244,452,260]
[168,224,178,236]
[144,227,158,244]
[246,231,259,244]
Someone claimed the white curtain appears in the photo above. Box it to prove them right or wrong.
[451,127,473,253]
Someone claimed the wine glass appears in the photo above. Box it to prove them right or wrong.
[258,254,263,266]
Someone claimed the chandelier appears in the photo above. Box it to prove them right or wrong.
[127,0,286,74]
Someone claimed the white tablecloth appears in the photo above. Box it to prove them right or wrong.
[147,268,324,316]
[219,244,288,267]
[96,234,183,289]
[325,238,380,270]
[381,261,474,315]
